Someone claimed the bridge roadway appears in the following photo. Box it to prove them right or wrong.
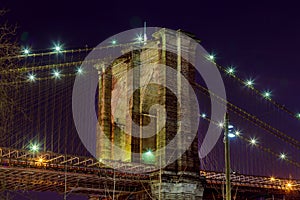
[0,147,299,199]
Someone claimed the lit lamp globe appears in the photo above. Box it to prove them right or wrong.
[228,124,236,138]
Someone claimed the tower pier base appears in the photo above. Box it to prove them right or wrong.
[88,196,99,200]
[150,171,205,200]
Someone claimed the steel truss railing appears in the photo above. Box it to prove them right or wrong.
[201,171,300,191]
[0,147,299,196]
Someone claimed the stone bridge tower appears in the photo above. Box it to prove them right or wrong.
[97,28,204,199]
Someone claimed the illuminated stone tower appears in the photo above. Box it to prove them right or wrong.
[97,28,204,199]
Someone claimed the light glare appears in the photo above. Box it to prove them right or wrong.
[30,144,39,152]
[53,43,63,52]
[226,67,235,75]
[250,137,257,145]
[111,39,117,45]
[280,153,286,159]
[218,122,224,128]
[76,67,83,74]
[136,34,143,42]
[146,150,153,155]
[52,70,61,79]
[207,54,215,61]
[142,149,155,164]
[23,48,30,55]
[263,90,272,99]
[228,133,236,138]
[28,73,36,82]
[245,79,254,87]
[228,124,236,138]
[55,46,61,51]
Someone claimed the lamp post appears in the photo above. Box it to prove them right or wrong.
[224,112,231,200]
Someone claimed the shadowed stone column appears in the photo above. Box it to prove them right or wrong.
[149,28,205,200]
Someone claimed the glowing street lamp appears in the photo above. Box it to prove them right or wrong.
[201,113,207,118]
[52,69,61,79]
[76,67,83,74]
[263,90,272,99]
[218,122,224,128]
[27,73,36,82]
[249,137,257,145]
[245,79,254,87]
[207,54,215,61]
[228,125,236,138]
[134,34,143,43]
[111,39,117,45]
[23,48,30,55]
[30,144,39,152]
[53,44,63,53]
[235,130,241,136]
[36,156,46,166]
[56,46,61,51]
[286,182,293,189]
[226,67,236,76]
[279,153,286,160]
[136,34,143,42]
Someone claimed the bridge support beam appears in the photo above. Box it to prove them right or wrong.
[150,171,205,200]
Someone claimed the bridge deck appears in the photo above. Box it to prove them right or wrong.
[0,147,299,197]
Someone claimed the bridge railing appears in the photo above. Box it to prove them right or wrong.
[0,147,156,174]
[201,171,300,191]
